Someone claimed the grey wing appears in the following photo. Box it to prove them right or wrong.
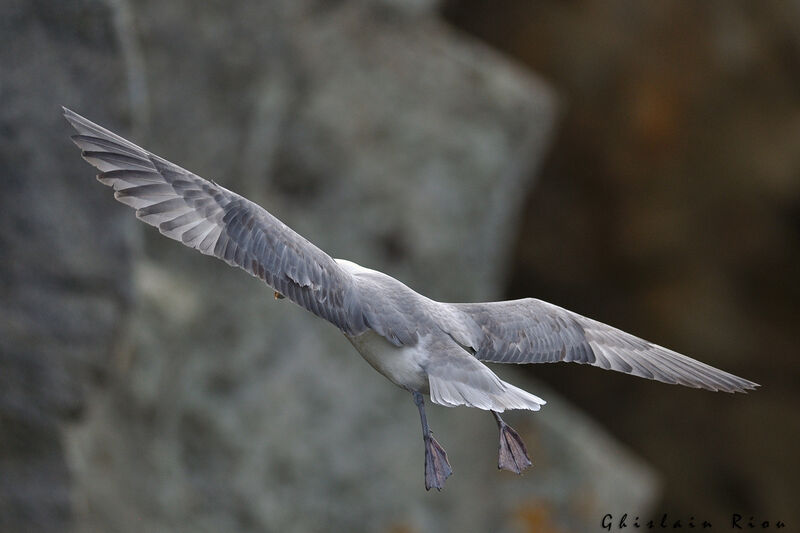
[64,108,367,335]
[452,298,758,393]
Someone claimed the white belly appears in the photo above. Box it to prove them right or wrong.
[346,330,430,393]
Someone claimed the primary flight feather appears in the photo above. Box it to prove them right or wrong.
[64,107,758,490]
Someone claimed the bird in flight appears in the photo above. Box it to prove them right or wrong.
[64,108,758,491]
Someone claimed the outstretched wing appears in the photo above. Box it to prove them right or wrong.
[64,107,367,335]
[452,298,758,393]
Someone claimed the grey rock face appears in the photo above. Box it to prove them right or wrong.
[0,1,136,532]
[1,1,657,532]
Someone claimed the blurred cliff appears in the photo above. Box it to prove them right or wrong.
[0,1,668,532]
[446,0,800,528]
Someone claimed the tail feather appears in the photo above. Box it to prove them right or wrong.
[426,349,546,412]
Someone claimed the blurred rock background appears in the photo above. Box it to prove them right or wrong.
[0,0,796,532]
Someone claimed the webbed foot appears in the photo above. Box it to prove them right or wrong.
[424,434,453,490]
[494,412,532,474]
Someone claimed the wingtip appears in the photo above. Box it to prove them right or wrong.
[62,107,83,129]
[741,381,761,393]
[727,380,760,394]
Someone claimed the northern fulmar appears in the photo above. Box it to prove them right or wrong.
[64,108,758,490]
